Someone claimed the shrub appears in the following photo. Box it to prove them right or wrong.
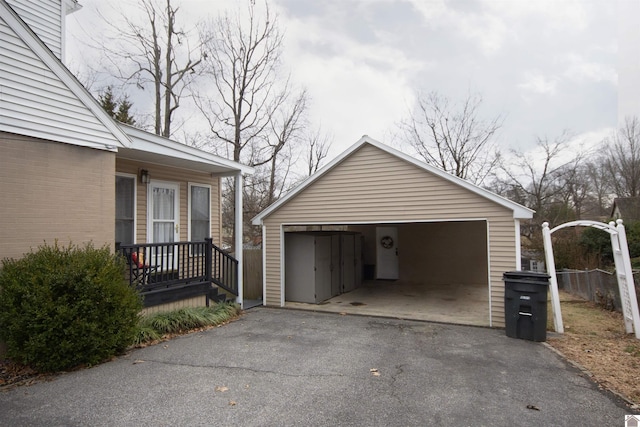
[133,303,241,346]
[0,242,142,372]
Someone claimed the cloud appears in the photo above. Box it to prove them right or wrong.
[563,53,617,85]
[406,0,511,55]
[278,3,420,148]
[294,54,414,147]
[405,0,599,58]
[65,0,618,159]
[517,72,560,97]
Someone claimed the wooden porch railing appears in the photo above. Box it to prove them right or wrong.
[116,238,238,307]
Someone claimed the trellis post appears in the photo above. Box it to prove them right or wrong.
[542,222,564,333]
[542,219,640,339]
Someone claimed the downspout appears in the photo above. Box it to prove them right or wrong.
[235,171,244,308]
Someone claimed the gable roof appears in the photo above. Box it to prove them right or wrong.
[0,0,131,151]
[118,124,253,175]
[611,197,640,222]
[252,135,534,225]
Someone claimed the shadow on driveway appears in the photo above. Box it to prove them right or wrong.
[0,308,635,426]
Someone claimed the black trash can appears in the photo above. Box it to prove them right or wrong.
[503,271,550,342]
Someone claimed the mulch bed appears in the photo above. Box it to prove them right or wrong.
[0,359,50,390]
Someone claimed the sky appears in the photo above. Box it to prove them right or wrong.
[65,0,626,165]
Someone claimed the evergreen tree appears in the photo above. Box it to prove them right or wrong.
[115,96,135,125]
[98,86,117,117]
[99,86,136,125]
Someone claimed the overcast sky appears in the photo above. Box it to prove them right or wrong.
[66,0,623,162]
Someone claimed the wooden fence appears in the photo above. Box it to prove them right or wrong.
[243,249,263,300]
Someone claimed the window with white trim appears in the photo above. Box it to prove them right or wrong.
[189,183,211,244]
[115,175,136,245]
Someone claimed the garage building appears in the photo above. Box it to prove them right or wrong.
[252,136,533,327]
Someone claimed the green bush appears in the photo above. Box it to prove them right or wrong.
[580,220,640,268]
[0,242,142,372]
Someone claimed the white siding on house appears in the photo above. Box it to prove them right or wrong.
[5,0,62,59]
[0,11,123,150]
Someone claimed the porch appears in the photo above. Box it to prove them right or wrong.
[116,238,238,308]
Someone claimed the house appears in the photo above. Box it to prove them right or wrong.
[252,136,534,328]
[0,0,252,309]
[611,197,640,222]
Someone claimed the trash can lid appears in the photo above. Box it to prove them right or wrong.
[503,270,550,281]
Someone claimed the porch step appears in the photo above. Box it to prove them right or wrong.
[209,286,227,304]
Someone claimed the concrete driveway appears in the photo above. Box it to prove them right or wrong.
[286,280,490,326]
[0,308,635,426]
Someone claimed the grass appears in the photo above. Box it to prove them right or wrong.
[624,345,640,357]
[133,302,242,346]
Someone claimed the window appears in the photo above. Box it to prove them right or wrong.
[189,184,211,243]
[115,175,135,245]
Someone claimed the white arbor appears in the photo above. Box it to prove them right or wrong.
[542,219,640,339]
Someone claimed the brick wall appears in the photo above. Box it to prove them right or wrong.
[0,133,116,260]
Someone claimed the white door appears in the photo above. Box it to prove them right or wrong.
[148,181,180,269]
[376,226,399,280]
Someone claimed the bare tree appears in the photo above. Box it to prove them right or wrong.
[220,87,306,246]
[220,149,297,247]
[584,158,613,217]
[98,0,205,137]
[605,116,640,198]
[196,1,284,164]
[400,91,503,185]
[197,1,307,249]
[556,156,593,220]
[304,126,333,176]
[558,154,614,221]
[497,132,582,237]
[258,88,308,205]
[499,133,574,213]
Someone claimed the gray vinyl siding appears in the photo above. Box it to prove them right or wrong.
[6,0,62,58]
[262,144,518,327]
[0,13,119,149]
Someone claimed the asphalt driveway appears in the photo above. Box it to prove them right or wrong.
[0,308,635,426]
